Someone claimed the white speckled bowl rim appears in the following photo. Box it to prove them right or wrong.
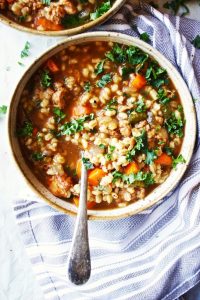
[0,0,126,36]
[8,32,197,220]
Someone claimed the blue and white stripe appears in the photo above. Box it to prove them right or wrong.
[14,1,200,299]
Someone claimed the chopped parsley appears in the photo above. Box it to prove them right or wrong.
[99,144,106,149]
[95,59,106,75]
[82,157,94,170]
[60,113,94,135]
[41,70,52,88]
[105,98,117,111]
[42,0,51,5]
[145,61,169,88]
[53,107,66,123]
[32,152,44,161]
[140,32,150,42]
[157,88,171,105]
[83,81,91,92]
[61,14,84,28]
[145,150,157,165]
[90,1,111,20]
[0,105,7,115]
[172,154,186,169]
[96,73,112,88]
[20,41,31,58]
[17,121,33,137]
[135,98,146,113]
[112,170,155,187]
[105,145,115,160]
[165,113,184,137]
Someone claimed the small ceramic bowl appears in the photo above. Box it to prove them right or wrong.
[0,0,126,36]
[8,32,196,220]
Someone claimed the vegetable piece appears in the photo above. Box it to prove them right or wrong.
[88,168,106,186]
[0,105,7,115]
[47,59,59,73]
[172,154,186,169]
[41,70,52,88]
[140,32,150,42]
[82,157,94,170]
[33,127,38,136]
[130,74,146,90]
[154,153,172,166]
[90,1,111,20]
[20,41,30,58]
[71,103,92,118]
[76,159,82,178]
[129,111,147,125]
[124,162,140,175]
[17,121,33,137]
[35,17,63,31]
[73,197,96,210]
[60,113,94,136]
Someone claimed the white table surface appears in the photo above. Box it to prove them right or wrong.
[0,1,199,299]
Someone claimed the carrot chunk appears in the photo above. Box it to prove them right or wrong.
[73,197,96,209]
[131,74,147,90]
[154,153,172,166]
[76,159,82,178]
[35,17,63,31]
[88,168,106,186]
[124,162,140,175]
[47,59,59,73]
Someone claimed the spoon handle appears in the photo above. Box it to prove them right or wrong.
[67,161,91,285]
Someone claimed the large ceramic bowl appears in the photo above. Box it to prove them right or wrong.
[0,0,125,36]
[8,32,196,220]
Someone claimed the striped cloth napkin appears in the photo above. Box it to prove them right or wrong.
[14,1,200,299]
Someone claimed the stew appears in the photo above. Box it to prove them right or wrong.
[0,0,114,31]
[16,41,185,209]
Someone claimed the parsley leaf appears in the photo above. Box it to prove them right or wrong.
[60,114,94,135]
[53,107,66,123]
[172,154,186,169]
[41,70,52,88]
[165,113,184,137]
[135,98,146,113]
[90,1,111,20]
[21,41,30,58]
[42,0,51,5]
[140,32,150,42]
[83,81,91,92]
[105,98,117,111]
[0,105,7,115]
[32,152,44,161]
[95,59,106,75]
[157,88,171,105]
[145,150,157,165]
[112,170,155,187]
[17,121,33,137]
[82,157,94,170]
[105,145,115,160]
[96,73,112,88]
[146,61,169,88]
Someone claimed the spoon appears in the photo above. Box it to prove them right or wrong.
[67,157,91,285]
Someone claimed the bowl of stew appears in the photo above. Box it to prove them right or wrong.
[8,32,196,219]
[0,0,125,35]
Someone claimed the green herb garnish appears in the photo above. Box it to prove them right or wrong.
[82,157,94,170]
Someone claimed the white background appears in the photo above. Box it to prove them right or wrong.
[0,1,199,299]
